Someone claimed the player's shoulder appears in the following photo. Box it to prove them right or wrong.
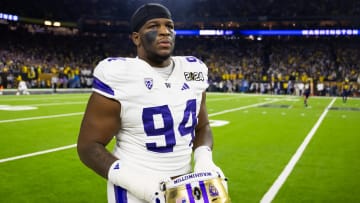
[97,57,138,68]
[172,56,204,63]
[172,56,207,69]
[94,57,144,73]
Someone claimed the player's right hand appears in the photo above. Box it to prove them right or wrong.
[108,160,167,202]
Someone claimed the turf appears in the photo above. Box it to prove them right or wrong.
[0,93,359,202]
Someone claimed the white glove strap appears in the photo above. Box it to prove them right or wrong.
[194,145,212,163]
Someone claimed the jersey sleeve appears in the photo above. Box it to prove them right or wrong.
[92,57,127,100]
[180,56,209,92]
[196,57,209,90]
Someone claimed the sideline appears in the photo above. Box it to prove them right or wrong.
[260,97,336,203]
[0,98,282,163]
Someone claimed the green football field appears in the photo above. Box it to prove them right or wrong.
[1,93,359,202]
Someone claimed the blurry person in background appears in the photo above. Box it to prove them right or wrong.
[0,76,3,95]
[51,73,59,93]
[342,79,351,103]
[316,80,325,96]
[303,80,311,107]
[16,80,30,95]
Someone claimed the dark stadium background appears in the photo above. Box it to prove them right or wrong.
[0,0,359,96]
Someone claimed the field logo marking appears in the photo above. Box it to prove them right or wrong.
[209,119,229,127]
[260,97,336,203]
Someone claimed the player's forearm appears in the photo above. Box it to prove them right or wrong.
[193,91,213,149]
[77,142,117,179]
[193,123,213,150]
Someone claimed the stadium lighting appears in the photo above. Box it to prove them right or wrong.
[0,12,18,21]
[53,22,61,27]
[44,20,52,26]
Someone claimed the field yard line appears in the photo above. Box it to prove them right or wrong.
[0,96,88,101]
[0,144,77,163]
[31,101,87,106]
[260,97,336,203]
[0,112,84,123]
[208,99,281,117]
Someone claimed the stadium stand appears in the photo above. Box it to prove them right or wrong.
[0,0,359,96]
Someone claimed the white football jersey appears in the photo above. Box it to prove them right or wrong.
[18,81,28,90]
[93,56,209,177]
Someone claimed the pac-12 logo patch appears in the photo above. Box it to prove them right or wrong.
[144,78,153,90]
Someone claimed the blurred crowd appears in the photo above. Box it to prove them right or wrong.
[0,24,359,96]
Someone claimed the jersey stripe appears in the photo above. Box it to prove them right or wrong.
[186,183,195,203]
[114,185,127,203]
[93,76,114,96]
[199,181,209,203]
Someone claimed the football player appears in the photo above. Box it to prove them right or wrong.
[303,80,311,107]
[77,3,228,203]
[342,79,350,103]
[16,80,30,95]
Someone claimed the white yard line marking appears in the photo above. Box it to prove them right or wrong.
[209,99,281,117]
[260,97,336,203]
[0,96,88,102]
[31,102,86,106]
[0,112,84,123]
[0,144,77,163]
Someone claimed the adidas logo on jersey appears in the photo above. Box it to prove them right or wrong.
[181,83,190,90]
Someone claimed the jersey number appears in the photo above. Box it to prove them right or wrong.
[142,99,197,153]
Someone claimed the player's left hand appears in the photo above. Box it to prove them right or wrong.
[193,146,228,192]
[108,160,168,202]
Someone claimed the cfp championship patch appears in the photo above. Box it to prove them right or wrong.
[162,171,231,203]
[184,72,204,81]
